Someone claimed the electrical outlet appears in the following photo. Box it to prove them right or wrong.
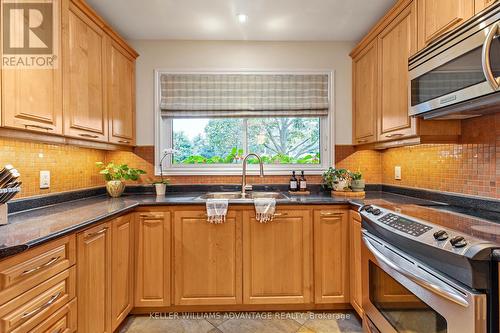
[394,166,402,180]
[40,170,50,189]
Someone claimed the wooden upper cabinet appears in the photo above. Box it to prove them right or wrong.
[349,211,363,317]
[135,211,171,307]
[77,222,112,333]
[1,0,63,134]
[353,40,378,145]
[378,1,418,141]
[242,209,312,305]
[63,2,108,142]
[313,209,349,304]
[173,209,242,305]
[110,214,134,331]
[475,0,498,13]
[417,0,474,49]
[107,40,136,146]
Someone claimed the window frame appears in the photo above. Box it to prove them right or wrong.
[154,69,335,176]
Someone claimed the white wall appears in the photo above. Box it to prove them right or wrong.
[130,40,355,146]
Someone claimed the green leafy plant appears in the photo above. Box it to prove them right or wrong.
[96,162,146,182]
[350,170,363,181]
[322,168,352,190]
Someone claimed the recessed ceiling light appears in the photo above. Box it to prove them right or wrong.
[237,14,248,23]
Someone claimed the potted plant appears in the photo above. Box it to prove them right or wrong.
[322,168,352,192]
[350,170,365,192]
[154,148,177,196]
[96,162,146,198]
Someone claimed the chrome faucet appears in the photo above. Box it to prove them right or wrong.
[241,153,264,196]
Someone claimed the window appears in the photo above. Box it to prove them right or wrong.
[155,71,333,175]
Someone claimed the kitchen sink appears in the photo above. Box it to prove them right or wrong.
[197,191,288,201]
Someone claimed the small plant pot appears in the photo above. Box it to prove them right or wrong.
[333,179,350,192]
[106,180,125,198]
[154,183,167,196]
[351,179,365,192]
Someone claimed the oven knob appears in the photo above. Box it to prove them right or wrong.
[433,230,449,241]
[372,209,382,216]
[450,236,467,248]
[364,206,373,213]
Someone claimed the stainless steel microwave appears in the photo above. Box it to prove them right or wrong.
[409,3,500,119]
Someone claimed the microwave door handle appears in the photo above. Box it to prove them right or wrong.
[482,22,500,91]
[362,235,469,308]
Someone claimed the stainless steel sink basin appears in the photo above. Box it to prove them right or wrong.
[197,191,288,201]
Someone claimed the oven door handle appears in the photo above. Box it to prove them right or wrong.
[362,235,469,308]
[482,22,500,91]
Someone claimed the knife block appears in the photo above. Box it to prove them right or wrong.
[0,204,7,225]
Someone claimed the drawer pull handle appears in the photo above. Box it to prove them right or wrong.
[85,228,107,238]
[321,212,343,217]
[118,140,130,144]
[385,133,404,138]
[357,139,367,143]
[21,256,61,276]
[273,212,288,217]
[24,124,54,131]
[78,133,99,138]
[21,291,61,319]
[139,214,163,219]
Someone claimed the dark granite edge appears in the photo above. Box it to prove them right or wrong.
[23,203,139,249]
[381,184,500,213]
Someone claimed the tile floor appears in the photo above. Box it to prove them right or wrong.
[119,311,363,333]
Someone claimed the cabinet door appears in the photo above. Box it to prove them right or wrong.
[173,209,242,305]
[135,211,171,307]
[111,214,133,331]
[243,209,312,304]
[107,39,135,146]
[417,0,474,49]
[77,222,111,333]
[475,0,497,13]
[313,209,349,304]
[349,211,363,317]
[378,2,418,141]
[1,0,63,134]
[353,40,378,145]
[63,2,108,141]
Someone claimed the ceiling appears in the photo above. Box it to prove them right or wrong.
[86,0,396,41]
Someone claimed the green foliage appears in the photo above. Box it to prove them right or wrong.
[96,162,146,182]
[350,170,363,181]
[176,148,319,165]
[321,168,353,190]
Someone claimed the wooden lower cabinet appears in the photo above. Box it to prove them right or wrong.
[242,209,312,305]
[349,211,363,317]
[135,211,171,307]
[111,215,134,331]
[173,209,242,305]
[77,222,112,333]
[313,209,349,304]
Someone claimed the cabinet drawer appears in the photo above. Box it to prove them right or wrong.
[0,267,75,333]
[0,236,76,304]
[18,298,76,333]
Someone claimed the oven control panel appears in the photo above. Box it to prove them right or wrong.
[377,213,432,237]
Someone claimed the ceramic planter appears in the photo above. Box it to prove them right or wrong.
[351,179,365,192]
[106,180,125,198]
[154,183,167,196]
[333,179,350,191]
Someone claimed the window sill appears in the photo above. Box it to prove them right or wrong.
[156,166,327,176]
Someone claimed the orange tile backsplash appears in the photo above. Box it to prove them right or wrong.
[1,113,498,200]
[0,137,106,198]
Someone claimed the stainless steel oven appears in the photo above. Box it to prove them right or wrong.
[409,3,500,119]
[362,231,487,333]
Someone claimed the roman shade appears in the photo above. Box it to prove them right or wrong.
[160,73,330,117]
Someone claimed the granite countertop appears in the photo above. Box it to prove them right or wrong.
[0,190,498,260]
